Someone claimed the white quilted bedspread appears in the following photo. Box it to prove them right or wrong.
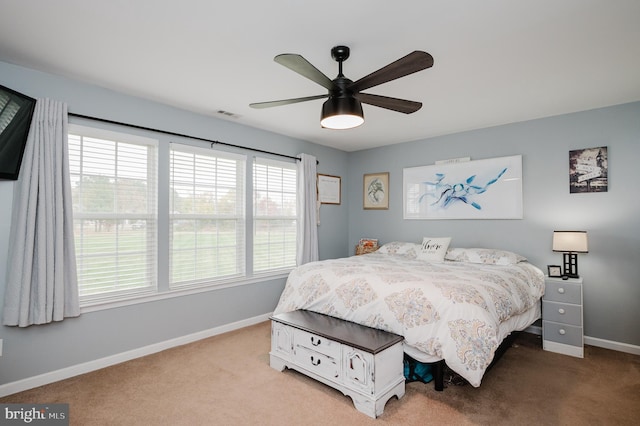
[273,252,545,387]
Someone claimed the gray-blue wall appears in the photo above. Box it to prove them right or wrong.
[347,102,640,347]
[0,60,349,386]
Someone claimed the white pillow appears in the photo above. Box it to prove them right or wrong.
[445,248,526,265]
[417,237,451,263]
[377,241,420,258]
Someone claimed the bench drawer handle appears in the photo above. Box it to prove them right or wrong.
[310,356,321,366]
[311,336,321,346]
[559,329,566,335]
[557,288,565,294]
[558,308,565,314]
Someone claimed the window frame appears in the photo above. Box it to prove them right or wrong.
[68,124,159,305]
[253,157,298,274]
[168,143,247,290]
[67,120,300,311]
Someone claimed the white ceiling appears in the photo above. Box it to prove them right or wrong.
[1,1,639,152]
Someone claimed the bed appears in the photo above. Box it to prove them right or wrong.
[273,241,545,388]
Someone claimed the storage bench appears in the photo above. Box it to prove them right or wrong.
[270,310,405,418]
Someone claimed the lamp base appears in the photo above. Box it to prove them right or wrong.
[562,252,580,279]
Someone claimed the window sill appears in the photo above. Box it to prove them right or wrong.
[79,271,291,314]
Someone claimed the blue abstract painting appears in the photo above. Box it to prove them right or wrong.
[403,155,523,220]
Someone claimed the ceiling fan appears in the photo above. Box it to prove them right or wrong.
[249,46,434,130]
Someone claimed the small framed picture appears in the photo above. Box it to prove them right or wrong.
[547,265,562,278]
[317,174,341,205]
[363,172,389,210]
[569,146,608,193]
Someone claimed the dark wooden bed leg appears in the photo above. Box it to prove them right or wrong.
[433,360,445,391]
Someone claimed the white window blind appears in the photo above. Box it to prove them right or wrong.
[169,144,246,288]
[253,158,297,273]
[68,126,158,304]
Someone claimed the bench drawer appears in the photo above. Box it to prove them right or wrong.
[294,345,341,380]
[293,328,342,359]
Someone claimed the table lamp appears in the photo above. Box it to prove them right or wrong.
[552,231,588,279]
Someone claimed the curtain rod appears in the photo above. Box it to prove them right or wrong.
[68,112,312,163]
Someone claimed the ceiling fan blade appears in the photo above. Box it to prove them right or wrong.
[274,54,335,90]
[249,94,329,109]
[349,51,434,93]
[354,93,422,114]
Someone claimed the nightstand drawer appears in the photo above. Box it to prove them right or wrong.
[542,300,582,326]
[543,321,583,347]
[543,280,581,304]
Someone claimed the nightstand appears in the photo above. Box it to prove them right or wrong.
[542,276,584,358]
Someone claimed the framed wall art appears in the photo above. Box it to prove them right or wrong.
[317,174,341,204]
[363,172,389,210]
[569,146,608,193]
[403,155,523,220]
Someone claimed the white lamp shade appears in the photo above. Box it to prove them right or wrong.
[552,231,588,253]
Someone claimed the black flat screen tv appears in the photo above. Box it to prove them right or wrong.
[0,84,36,180]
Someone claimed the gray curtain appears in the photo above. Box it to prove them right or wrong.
[2,99,80,326]
[296,153,319,265]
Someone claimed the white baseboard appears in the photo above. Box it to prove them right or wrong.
[0,312,273,398]
[584,335,640,356]
[525,325,542,335]
[524,326,640,356]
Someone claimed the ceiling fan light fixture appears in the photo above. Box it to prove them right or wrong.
[320,97,364,130]
[251,46,434,129]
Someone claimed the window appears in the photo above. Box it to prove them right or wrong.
[253,158,297,272]
[170,144,246,288]
[68,122,300,308]
[68,126,158,304]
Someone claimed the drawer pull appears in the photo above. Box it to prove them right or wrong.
[559,329,566,335]
[558,308,565,314]
[310,336,321,346]
[557,287,565,294]
[310,356,321,366]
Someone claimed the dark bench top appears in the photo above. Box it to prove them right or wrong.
[271,310,403,354]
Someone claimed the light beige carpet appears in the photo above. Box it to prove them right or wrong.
[2,321,639,425]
